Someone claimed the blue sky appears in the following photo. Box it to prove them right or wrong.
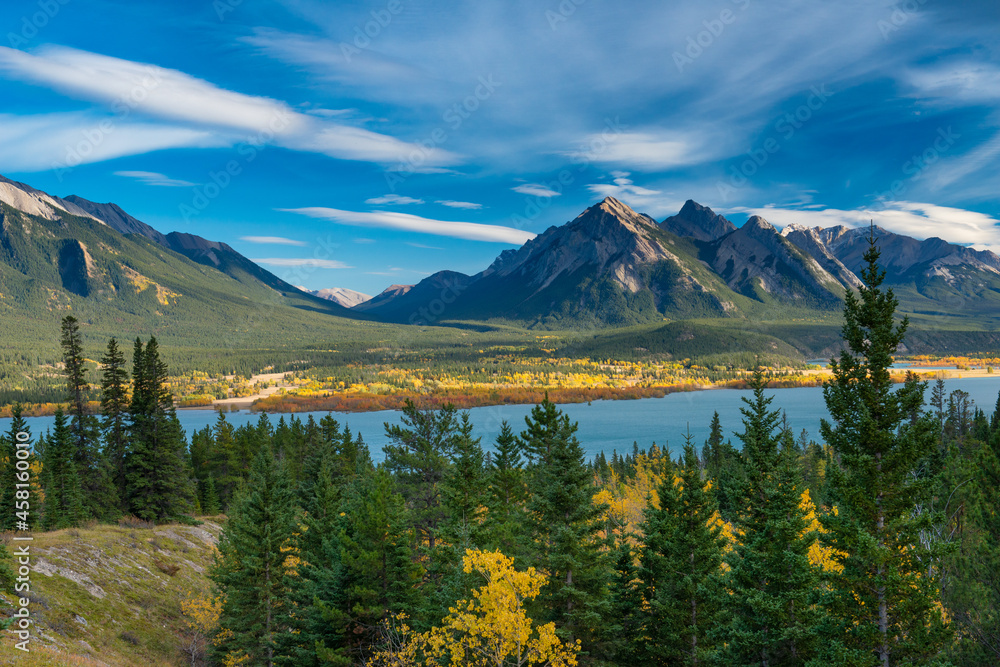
[1,0,999,296]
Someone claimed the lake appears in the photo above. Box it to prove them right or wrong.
[5,377,1000,461]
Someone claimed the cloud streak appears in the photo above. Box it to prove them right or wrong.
[115,170,195,187]
[0,45,459,168]
[278,207,536,244]
[251,257,353,269]
[240,236,307,246]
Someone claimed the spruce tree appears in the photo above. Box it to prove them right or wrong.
[332,460,420,657]
[211,443,297,667]
[718,369,822,666]
[125,337,194,522]
[61,316,118,520]
[819,229,950,665]
[1,405,39,531]
[42,410,84,530]
[99,337,129,506]
[640,434,725,666]
[383,401,460,560]
[483,421,528,556]
[521,399,609,650]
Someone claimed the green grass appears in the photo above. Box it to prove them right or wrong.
[0,519,223,666]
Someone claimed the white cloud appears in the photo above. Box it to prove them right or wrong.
[0,45,459,168]
[566,131,707,171]
[115,170,195,187]
[240,236,307,246]
[436,200,483,209]
[278,207,535,244]
[365,194,425,205]
[251,258,353,269]
[0,113,224,172]
[512,183,561,198]
[737,201,1000,253]
[588,172,661,199]
[405,242,444,250]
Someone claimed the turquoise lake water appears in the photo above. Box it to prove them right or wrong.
[5,377,999,461]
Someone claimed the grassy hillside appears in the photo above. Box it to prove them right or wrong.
[0,519,222,666]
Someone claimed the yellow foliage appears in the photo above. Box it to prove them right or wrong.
[366,550,580,667]
[800,489,844,573]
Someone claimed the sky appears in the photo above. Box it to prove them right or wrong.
[1,0,999,296]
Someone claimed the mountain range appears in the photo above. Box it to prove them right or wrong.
[356,196,1000,328]
[1,172,999,360]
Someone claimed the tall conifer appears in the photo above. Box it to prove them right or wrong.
[819,229,950,665]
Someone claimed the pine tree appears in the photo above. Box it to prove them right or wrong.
[331,460,420,658]
[521,398,609,650]
[61,316,118,520]
[99,337,130,507]
[702,410,744,522]
[383,401,460,560]
[210,443,298,667]
[42,410,84,530]
[717,369,823,666]
[125,337,194,522]
[202,475,221,515]
[483,421,528,556]
[819,229,950,666]
[640,433,725,666]
[1,405,39,531]
[441,412,486,541]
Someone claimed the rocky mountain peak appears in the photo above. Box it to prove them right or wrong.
[660,200,737,242]
[743,215,777,234]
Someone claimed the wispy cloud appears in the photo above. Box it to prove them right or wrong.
[115,170,195,187]
[0,45,459,168]
[740,201,1000,252]
[365,194,424,205]
[436,200,483,209]
[0,112,222,172]
[240,236,306,246]
[588,172,661,199]
[405,242,444,250]
[568,131,708,171]
[251,257,353,269]
[512,184,561,198]
[278,207,536,244]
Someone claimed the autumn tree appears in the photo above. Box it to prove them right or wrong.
[819,229,950,665]
[366,550,580,667]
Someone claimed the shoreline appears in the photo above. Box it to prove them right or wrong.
[2,367,992,419]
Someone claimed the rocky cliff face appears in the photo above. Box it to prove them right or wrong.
[660,199,737,242]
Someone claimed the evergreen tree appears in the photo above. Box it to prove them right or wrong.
[211,443,298,667]
[702,410,744,522]
[819,229,950,665]
[383,401,459,560]
[99,337,129,507]
[441,412,486,541]
[41,410,84,530]
[329,460,420,658]
[483,421,528,556]
[125,337,194,522]
[202,475,221,515]
[718,370,823,666]
[61,316,118,520]
[521,399,609,651]
[640,434,725,666]
[1,405,39,531]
